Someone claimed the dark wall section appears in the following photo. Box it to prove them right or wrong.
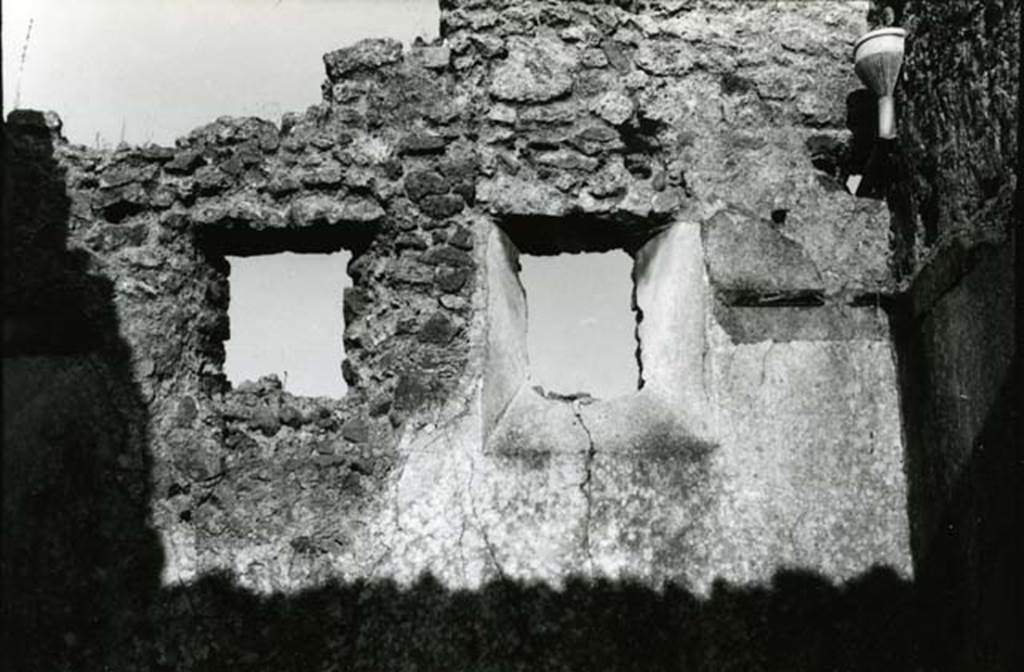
[874,1,1020,670]
[2,113,163,669]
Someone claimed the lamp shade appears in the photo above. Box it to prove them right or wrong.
[853,27,906,139]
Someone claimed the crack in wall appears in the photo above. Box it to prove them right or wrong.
[455,460,471,580]
[759,341,776,389]
[389,404,480,582]
[464,440,507,582]
[366,545,393,581]
[570,399,597,570]
[468,483,507,581]
[478,524,507,581]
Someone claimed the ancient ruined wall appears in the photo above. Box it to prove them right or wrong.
[876,0,1019,670]
[3,1,931,669]
[441,0,910,588]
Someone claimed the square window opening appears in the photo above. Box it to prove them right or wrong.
[224,250,353,398]
[492,216,659,402]
[486,217,708,440]
[518,250,638,399]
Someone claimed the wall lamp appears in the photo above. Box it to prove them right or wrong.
[853,27,907,139]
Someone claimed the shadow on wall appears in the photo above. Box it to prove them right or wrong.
[921,368,1021,672]
[144,568,924,671]
[2,111,163,669]
[0,112,942,671]
[891,290,1020,671]
[807,87,915,282]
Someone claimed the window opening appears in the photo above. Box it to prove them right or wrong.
[225,251,352,398]
[518,250,637,399]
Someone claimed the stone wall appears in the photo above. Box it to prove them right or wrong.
[0,1,952,669]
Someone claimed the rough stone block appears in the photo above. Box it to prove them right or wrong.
[477,174,571,217]
[702,206,824,302]
[323,38,404,81]
[489,36,577,103]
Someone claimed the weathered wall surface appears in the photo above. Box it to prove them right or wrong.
[874,0,1019,670]
[1,1,935,669]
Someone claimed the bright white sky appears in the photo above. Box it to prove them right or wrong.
[2,0,638,399]
[522,252,636,398]
[2,0,439,146]
[226,252,352,397]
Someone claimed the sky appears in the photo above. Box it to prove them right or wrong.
[2,0,638,399]
[226,252,352,397]
[2,0,439,146]
[521,252,636,398]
